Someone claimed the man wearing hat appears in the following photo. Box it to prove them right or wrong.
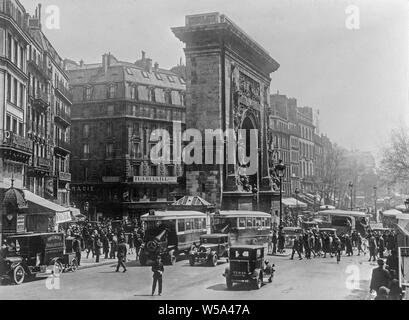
[151,255,164,296]
[116,236,127,272]
[370,259,391,295]
[72,234,82,266]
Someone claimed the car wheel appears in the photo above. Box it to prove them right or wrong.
[70,258,78,272]
[139,255,147,266]
[189,256,195,266]
[13,265,25,285]
[210,254,218,267]
[53,261,63,276]
[226,275,233,290]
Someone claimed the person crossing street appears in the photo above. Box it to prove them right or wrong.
[116,237,127,272]
[151,256,164,296]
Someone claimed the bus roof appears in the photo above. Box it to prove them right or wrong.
[317,209,367,218]
[216,210,271,218]
[141,210,206,221]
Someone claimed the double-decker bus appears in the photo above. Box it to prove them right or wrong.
[211,210,272,245]
[315,209,369,236]
[139,210,207,265]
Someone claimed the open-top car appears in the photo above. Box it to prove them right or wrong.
[0,233,75,285]
[188,234,229,266]
[223,245,274,290]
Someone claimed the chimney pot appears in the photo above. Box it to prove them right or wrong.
[154,62,159,70]
[142,51,146,61]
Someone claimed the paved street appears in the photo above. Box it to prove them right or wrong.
[0,249,375,300]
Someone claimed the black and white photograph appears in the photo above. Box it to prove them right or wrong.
[0,0,408,305]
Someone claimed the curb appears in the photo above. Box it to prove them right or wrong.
[78,254,138,270]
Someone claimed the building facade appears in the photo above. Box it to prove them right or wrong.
[25,5,72,206]
[66,52,186,220]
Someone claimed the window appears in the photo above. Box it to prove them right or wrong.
[83,124,89,138]
[18,122,23,136]
[106,143,114,158]
[20,46,24,70]
[154,73,163,80]
[185,219,192,231]
[14,39,18,64]
[150,165,157,176]
[179,77,186,84]
[13,79,17,104]
[167,75,175,83]
[238,217,246,228]
[130,86,136,100]
[108,84,116,99]
[83,144,90,158]
[19,83,24,107]
[107,122,113,136]
[7,34,12,59]
[83,167,89,181]
[149,88,156,102]
[178,219,185,232]
[6,115,11,131]
[194,218,200,230]
[84,87,92,100]
[165,91,172,104]
[126,68,133,75]
[141,71,149,78]
[247,217,253,227]
[107,105,114,116]
[7,74,11,101]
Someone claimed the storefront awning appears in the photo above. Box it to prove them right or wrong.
[282,197,307,208]
[22,189,72,223]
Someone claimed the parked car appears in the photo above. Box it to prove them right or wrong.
[0,233,74,285]
[223,245,274,290]
[189,234,229,266]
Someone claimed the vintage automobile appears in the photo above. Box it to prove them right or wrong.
[318,228,337,237]
[0,233,76,285]
[223,245,274,290]
[188,234,229,266]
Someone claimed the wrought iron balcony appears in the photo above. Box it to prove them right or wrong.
[55,80,73,103]
[54,108,71,126]
[54,138,70,154]
[0,129,32,161]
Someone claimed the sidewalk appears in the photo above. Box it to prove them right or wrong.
[77,250,138,270]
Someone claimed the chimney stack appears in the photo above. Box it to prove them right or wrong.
[141,50,146,61]
[146,58,152,73]
[79,59,84,67]
[154,62,159,71]
[102,53,109,73]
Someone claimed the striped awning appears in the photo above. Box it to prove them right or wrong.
[171,196,213,207]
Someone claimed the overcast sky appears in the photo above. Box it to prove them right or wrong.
[21,0,409,160]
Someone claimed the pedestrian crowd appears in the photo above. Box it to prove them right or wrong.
[60,218,145,266]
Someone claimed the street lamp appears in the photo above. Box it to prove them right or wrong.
[294,188,300,227]
[373,186,377,222]
[348,182,353,211]
[275,160,286,228]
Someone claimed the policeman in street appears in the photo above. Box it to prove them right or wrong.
[116,237,127,272]
[152,255,164,296]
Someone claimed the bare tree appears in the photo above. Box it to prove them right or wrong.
[380,126,409,184]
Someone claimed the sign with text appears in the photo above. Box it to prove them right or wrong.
[132,176,178,184]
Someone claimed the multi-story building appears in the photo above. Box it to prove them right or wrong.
[0,0,32,192]
[269,92,291,197]
[0,2,72,241]
[297,106,315,193]
[66,52,186,220]
[25,4,72,206]
[288,97,301,194]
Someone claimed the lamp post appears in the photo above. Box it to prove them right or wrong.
[275,159,286,229]
[295,187,300,227]
[348,182,353,211]
[373,186,377,222]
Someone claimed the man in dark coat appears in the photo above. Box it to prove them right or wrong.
[345,234,353,256]
[368,233,377,262]
[72,235,82,266]
[378,235,385,259]
[102,233,110,259]
[290,236,303,260]
[272,231,277,255]
[116,237,127,272]
[278,230,285,254]
[151,256,164,296]
[386,250,399,275]
[370,259,391,295]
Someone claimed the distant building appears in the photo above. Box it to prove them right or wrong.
[65,52,186,220]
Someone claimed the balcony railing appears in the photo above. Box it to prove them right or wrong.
[55,80,73,103]
[34,90,50,107]
[37,157,51,168]
[54,108,71,126]
[27,57,52,80]
[0,129,32,153]
[59,172,71,182]
[54,139,70,154]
